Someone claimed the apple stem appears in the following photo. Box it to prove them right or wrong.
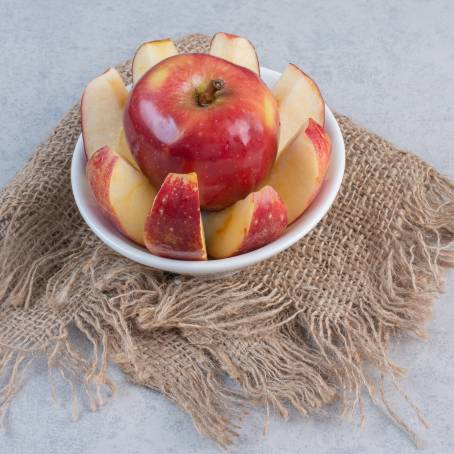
[197,79,225,106]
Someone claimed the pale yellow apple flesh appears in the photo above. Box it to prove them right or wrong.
[81,68,128,159]
[203,186,287,259]
[86,146,156,245]
[203,197,251,259]
[209,32,260,75]
[116,126,139,170]
[263,118,331,224]
[273,63,325,156]
[132,38,178,84]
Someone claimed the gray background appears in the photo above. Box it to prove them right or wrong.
[1,0,453,453]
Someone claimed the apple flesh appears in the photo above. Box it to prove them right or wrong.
[272,64,325,156]
[144,173,207,260]
[209,32,260,75]
[132,38,178,84]
[81,68,128,159]
[116,126,139,170]
[86,146,156,245]
[203,186,287,259]
[124,53,279,210]
[263,119,331,224]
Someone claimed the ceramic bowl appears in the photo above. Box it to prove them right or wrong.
[71,67,345,276]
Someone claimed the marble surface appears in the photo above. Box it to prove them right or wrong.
[0,0,453,452]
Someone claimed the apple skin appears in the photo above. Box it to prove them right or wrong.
[237,186,288,255]
[304,118,331,177]
[86,146,119,226]
[203,185,288,259]
[144,172,207,260]
[124,53,279,210]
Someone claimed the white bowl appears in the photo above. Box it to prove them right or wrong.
[71,67,345,276]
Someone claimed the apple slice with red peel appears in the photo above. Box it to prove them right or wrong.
[263,118,331,224]
[132,38,178,84]
[81,68,128,159]
[272,63,325,156]
[203,186,287,259]
[116,126,139,170]
[144,173,207,260]
[87,146,156,245]
[209,32,260,75]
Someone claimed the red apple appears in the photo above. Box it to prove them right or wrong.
[144,172,207,260]
[203,185,287,259]
[124,53,279,210]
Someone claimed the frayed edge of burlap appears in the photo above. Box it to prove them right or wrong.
[0,232,137,428]
[130,277,299,335]
[112,331,247,448]
[0,304,121,428]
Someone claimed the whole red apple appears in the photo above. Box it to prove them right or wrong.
[124,53,279,210]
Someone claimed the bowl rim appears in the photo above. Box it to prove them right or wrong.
[71,66,345,276]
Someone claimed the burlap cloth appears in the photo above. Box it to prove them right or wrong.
[0,34,453,448]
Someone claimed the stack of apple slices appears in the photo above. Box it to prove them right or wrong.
[81,32,331,261]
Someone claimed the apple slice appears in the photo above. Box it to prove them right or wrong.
[144,173,207,260]
[116,126,139,170]
[272,63,325,156]
[87,146,156,245]
[81,68,128,160]
[132,38,178,84]
[81,68,128,159]
[203,186,287,259]
[263,118,331,224]
[209,32,260,75]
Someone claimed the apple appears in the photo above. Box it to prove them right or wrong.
[144,173,207,260]
[86,146,156,245]
[263,118,331,224]
[272,63,325,156]
[116,126,139,170]
[124,53,279,210]
[209,32,260,75]
[132,38,178,84]
[81,68,128,159]
[203,185,287,259]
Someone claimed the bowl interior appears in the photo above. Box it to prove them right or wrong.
[71,67,345,276]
